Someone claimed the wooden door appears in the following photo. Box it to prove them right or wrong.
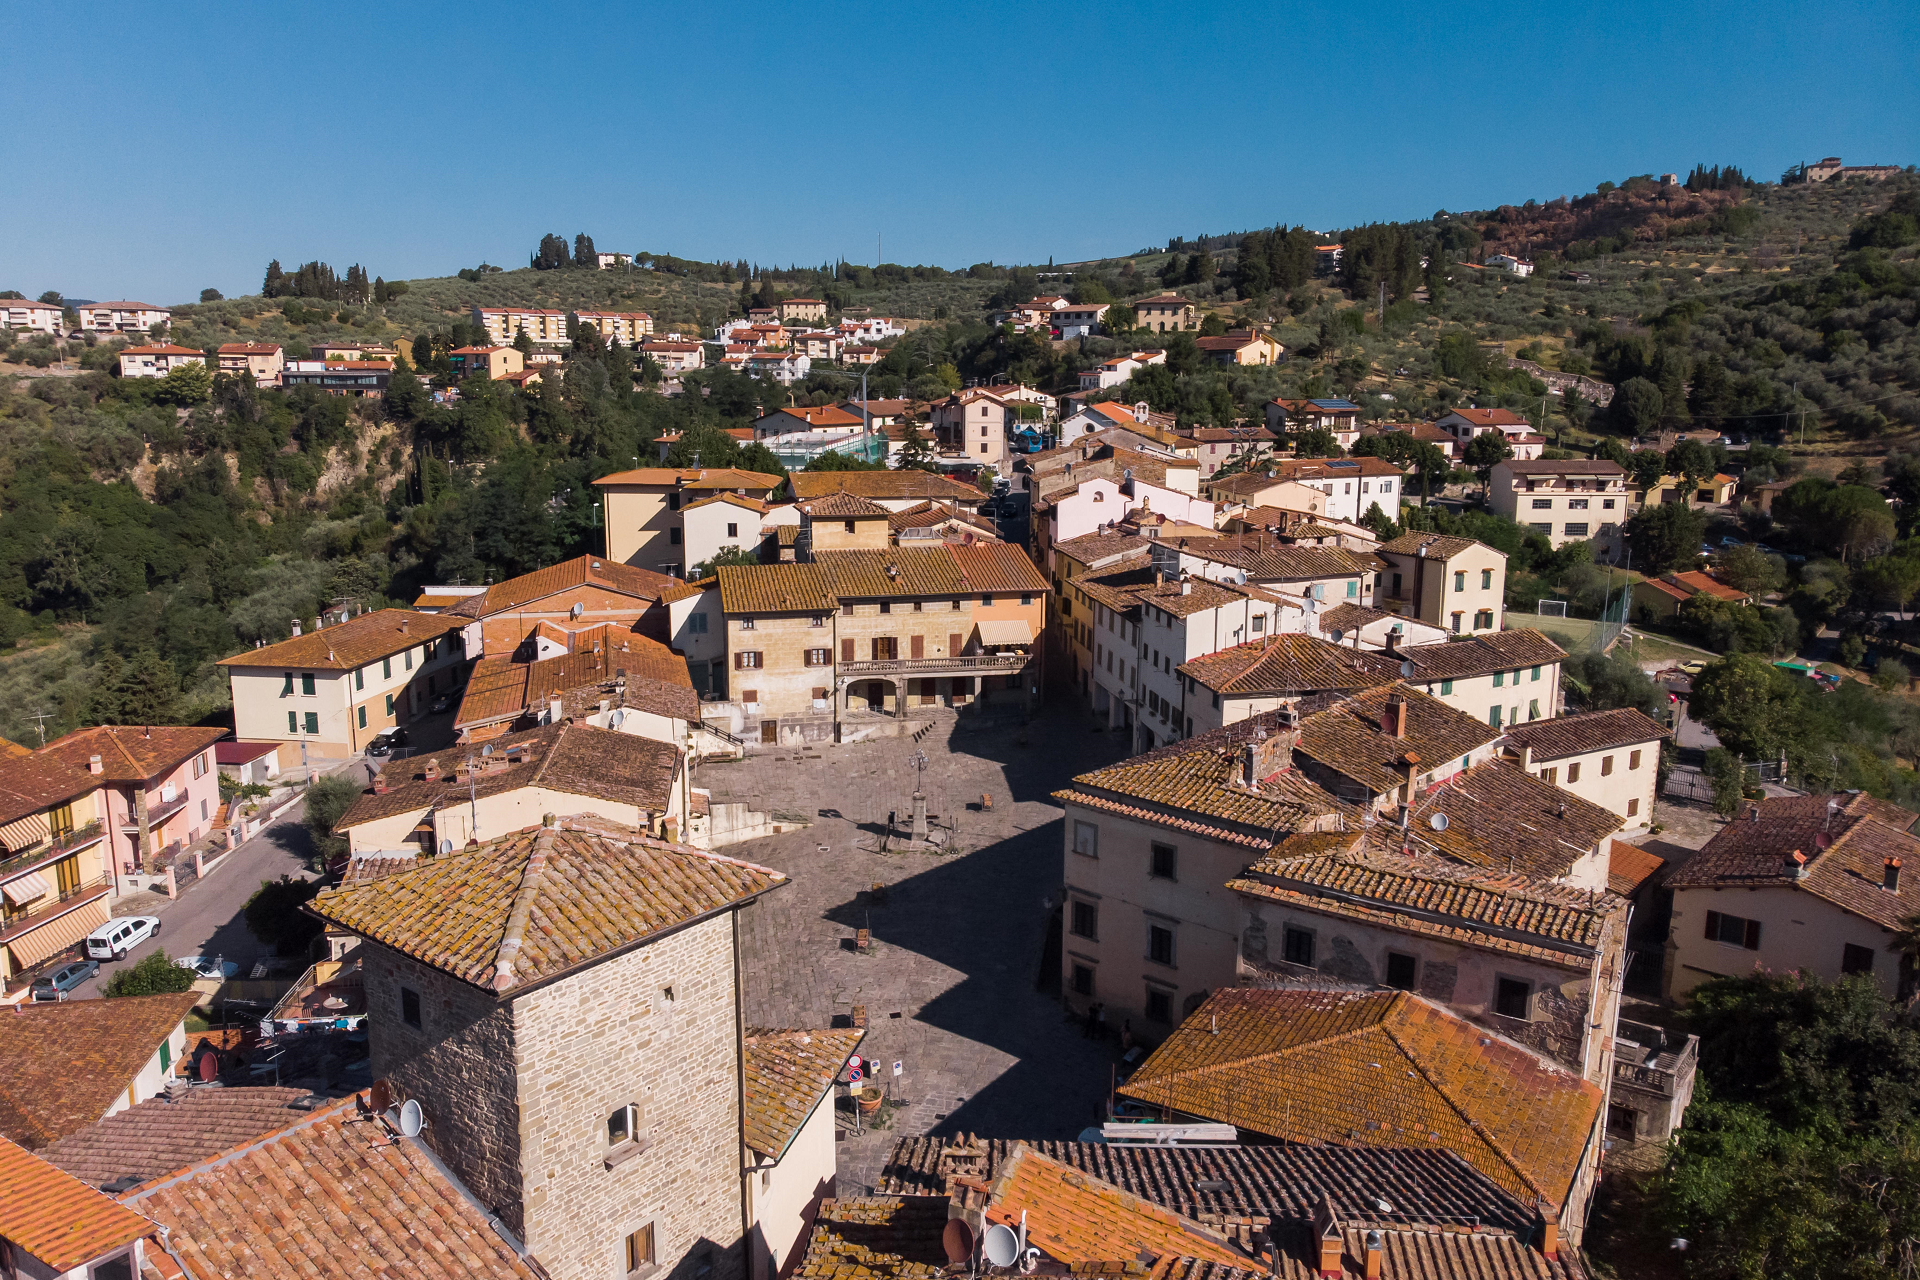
[760,720,778,744]
[910,635,925,659]
[950,632,963,657]
[841,638,855,663]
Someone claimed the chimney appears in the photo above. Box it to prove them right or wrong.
[1383,629,1400,656]
[549,698,564,725]
[1363,1231,1384,1280]
[1180,578,1192,596]
[372,772,388,795]
[423,758,440,783]
[88,754,103,776]
[1312,1197,1342,1278]
[290,618,302,636]
[1787,849,1808,879]
[1240,744,1259,791]
[400,617,409,633]
[1538,1217,1560,1261]
[1886,857,1902,893]
[1384,694,1407,738]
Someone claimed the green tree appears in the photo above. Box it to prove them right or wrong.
[1703,746,1747,816]
[1614,376,1665,437]
[1625,500,1707,574]
[691,546,761,577]
[156,361,213,406]
[1101,303,1136,335]
[1563,649,1666,716]
[243,875,325,956]
[1692,653,1799,761]
[101,950,196,997]
[303,773,361,867]
[1874,657,1911,695]
[572,233,597,267]
[85,649,181,726]
[1714,544,1784,596]
[1461,432,1512,484]
[198,288,223,303]
[894,420,936,471]
[1666,437,1717,485]
[1291,427,1341,458]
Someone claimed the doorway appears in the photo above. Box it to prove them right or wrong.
[760,721,778,745]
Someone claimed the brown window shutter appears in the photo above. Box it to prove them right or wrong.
[841,638,854,663]
[734,652,744,670]
[911,635,925,659]
[1744,919,1761,950]
[950,632,962,655]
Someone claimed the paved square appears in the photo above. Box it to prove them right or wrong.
[707,709,1132,1193]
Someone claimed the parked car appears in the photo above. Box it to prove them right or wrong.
[429,696,451,714]
[30,959,99,1000]
[365,728,410,757]
[84,915,159,961]
[174,955,239,981]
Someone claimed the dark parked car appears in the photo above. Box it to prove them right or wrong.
[31,959,99,1001]
[365,728,410,757]
[429,696,451,714]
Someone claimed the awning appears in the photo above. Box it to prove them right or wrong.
[974,619,1034,647]
[6,893,109,969]
[1,871,50,906]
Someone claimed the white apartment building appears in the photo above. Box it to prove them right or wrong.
[1488,459,1630,551]
[78,301,170,334]
[644,340,708,374]
[574,310,655,345]
[118,344,207,378]
[0,299,64,335]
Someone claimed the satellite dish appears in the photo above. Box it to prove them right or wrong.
[387,1099,424,1138]
[1429,813,1449,832]
[369,1080,393,1114]
[983,1224,1021,1269]
[942,1220,976,1265]
[1328,629,1344,644]
[440,839,455,855]
[1400,660,1416,678]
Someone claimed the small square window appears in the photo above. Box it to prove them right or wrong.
[1070,900,1098,939]
[1842,943,1874,975]
[1627,798,1639,816]
[1495,977,1531,1020]
[1149,843,1176,880]
[1072,821,1098,857]
[1070,964,1094,996]
[301,673,316,696]
[1567,762,1581,783]
[1145,989,1172,1024]
[1629,749,1642,769]
[401,987,422,1029]
[740,617,756,630]
[1148,924,1174,966]
[1385,952,1417,990]
[1283,926,1315,967]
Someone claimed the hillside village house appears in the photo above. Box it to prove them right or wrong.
[1131,293,1197,331]
[1359,418,1459,460]
[1376,532,1507,633]
[775,297,826,322]
[682,493,770,571]
[216,610,464,765]
[1208,457,1405,525]
[1435,408,1545,460]
[1314,600,1449,649]
[215,341,283,387]
[1666,792,1919,999]
[1079,349,1166,391]
[116,344,205,378]
[1264,398,1363,449]
[753,404,867,440]
[1179,426,1271,480]
[1638,471,1739,508]
[573,309,655,344]
[0,993,201,1144]
[992,295,1068,331]
[448,345,526,380]
[0,753,112,989]
[1396,629,1568,726]
[785,469,987,514]
[744,350,808,383]
[1488,459,1630,551]
[313,341,399,363]
[471,305,569,348]
[40,725,226,880]
[453,625,701,747]
[1,299,65,335]
[1505,709,1670,829]
[437,556,685,659]
[930,389,1019,467]
[1147,537,1382,617]
[1055,399,1182,446]
[77,302,169,334]
[1195,329,1283,366]
[1632,568,1751,621]
[1484,254,1535,277]
[1175,633,1401,737]
[1031,450,1210,572]
[596,467,785,573]
[1050,303,1106,338]
[643,339,706,373]
[791,331,841,362]
[594,251,633,269]
[281,360,393,398]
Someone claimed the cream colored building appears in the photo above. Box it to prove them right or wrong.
[1505,708,1669,829]
[574,310,655,345]
[449,345,526,380]
[77,301,169,334]
[216,342,283,387]
[775,298,827,323]
[1396,629,1568,727]
[595,467,785,575]
[471,305,569,348]
[1489,459,1630,552]
[683,494,770,573]
[1377,532,1506,634]
[117,344,205,378]
[1131,293,1197,332]
[215,610,466,764]
[1,299,64,335]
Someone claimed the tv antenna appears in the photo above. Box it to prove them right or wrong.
[26,709,53,746]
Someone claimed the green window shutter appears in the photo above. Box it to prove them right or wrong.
[1493,671,1504,688]
[304,712,319,734]
[356,669,364,691]
[159,1040,170,1070]
[282,672,293,696]
[385,694,395,716]
[357,706,367,729]
[288,711,298,734]
[1441,679,1453,695]
[301,673,315,696]
[383,658,392,679]
[1488,705,1502,726]
[1346,580,1357,597]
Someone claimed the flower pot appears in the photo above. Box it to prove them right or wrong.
[855,1087,884,1114]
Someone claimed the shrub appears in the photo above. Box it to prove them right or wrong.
[243,875,324,957]
[102,950,197,997]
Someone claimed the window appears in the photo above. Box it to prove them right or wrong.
[1564,523,1589,537]
[1494,978,1532,1020]
[1627,798,1639,816]
[912,601,923,613]
[735,651,762,669]
[1568,498,1589,510]
[1629,749,1642,770]
[1346,580,1357,597]
[608,1103,642,1148]
[1842,943,1875,975]
[1528,699,1539,720]
[879,602,892,614]
[1530,665,1541,682]
[804,648,830,667]
[669,528,682,545]
[726,522,738,538]
[1531,498,1553,510]
[385,694,396,716]
[1385,952,1417,990]
[1481,568,1494,589]
[741,690,758,704]
[93,1256,133,1280]
[871,637,897,660]
[282,672,294,696]
[1148,924,1175,966]
[842,603,855,616]
[1283,926,1315,967]
[288,710,298,734]
[301,673,316,696]
[1493,670,1504,688]
[1705,910,1761,949]
[1070,964,1094,996]
[689,612,708,634]
[668,491,681,511]
[1149,843,1176,880]
[355,669,364,691]
[740,617,755,630]
[400,986,422,1028]
[1566,761,1581,782]
[1454,570,1466,591]
[358,706,367,729]
[303,712,319,735]
[404,648,412,671]
[1145,988,1173,1023]
[1475,609,1495,629]
[1603,498,1616,509]
[1529,522,1552,534]
[1450,611,1463,633]
[1488,705,1502,727]
[192,751,207,779]
[1541,767,1558,784]
[1070,900,1098,939]
[382,658,392,679]
[625,1225,656,1277]
[1020,594,1033,606]
[1601,755,1614,776]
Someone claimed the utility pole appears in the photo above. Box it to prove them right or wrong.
[1378,280,1386,326]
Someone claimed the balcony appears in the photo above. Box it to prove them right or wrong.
[1613,1017,1698,1098]
[838,651,1032,678]
[0,821,106,881]
[120,795,189,833]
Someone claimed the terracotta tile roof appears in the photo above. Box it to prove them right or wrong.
[0,752,101,827]
[1118,989,1603,1209]
[0,1136,155,1271]
[1296,685,1503,798]
[716,563,837,615]
[1665,570,1749,603]
[659,575,716,605]
[948,542,1048,594]
[38,1087,309,1190]
[593,467,783,490]
[799,490,893,519]
[1362,421,1455,445]
[0,994,201,1148]
[1378,533,1490,560]
[1447,408,1531,427]
[213,609,457,670]
[453,636,696,732]
[1180,636,1401,697]
[122,1097,544,1280]
[685,492,771,515]
[1171,538,1382,583]
[216,342,280,355]
[771,405,867,430]
[309,823,785,992]
[983,1144,1251,1269]
[742,1027,865,1159]
[119,344,203,357]
[817,548,970,599]
[1317,602,1402,633]
[1234,836,1618,960]
[792,1196,950,1280]
[1665,792,1920,930]
[1402,758,1623,880]
[441,556,681,620]
[339,722,681,830]
[1052,531,1153,567]
[1396,632,1567,682]
[1130,576,1283,619]
[37,725,227,785]
[1607,840,1667,896]
[786,470,985,503]
[1504,709,1669,763]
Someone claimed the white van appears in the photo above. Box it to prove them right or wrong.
[84,915,160,961]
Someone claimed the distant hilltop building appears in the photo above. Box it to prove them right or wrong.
[1803,156,1903,183]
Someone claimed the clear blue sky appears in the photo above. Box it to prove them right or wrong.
[5,1,1915,305]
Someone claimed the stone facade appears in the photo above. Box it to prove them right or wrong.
[364,913,749,1280]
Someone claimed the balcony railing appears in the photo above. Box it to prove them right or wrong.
[1613,1019,1699,1096]
[0,820,106,881]
[838,652,1032,677]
